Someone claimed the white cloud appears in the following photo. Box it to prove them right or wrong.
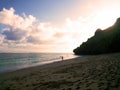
[0,8,56,44]
[0,3,120,53]
[0,8,36,29]
[0,8,88,52]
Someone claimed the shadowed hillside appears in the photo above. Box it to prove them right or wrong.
[73,18,120,55]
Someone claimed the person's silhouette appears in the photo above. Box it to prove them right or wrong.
[61,56,63,60]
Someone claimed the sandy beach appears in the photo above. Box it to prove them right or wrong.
[0,53,120,90]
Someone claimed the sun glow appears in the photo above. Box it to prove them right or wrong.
[93,8,120,30]
[95,14,114,29]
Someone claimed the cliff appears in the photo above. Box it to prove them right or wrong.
[73,18,120,55]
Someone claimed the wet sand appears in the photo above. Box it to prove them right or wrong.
[0,53,120,90]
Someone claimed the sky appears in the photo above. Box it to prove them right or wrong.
[0,0,120,53]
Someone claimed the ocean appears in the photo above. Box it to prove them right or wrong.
[0,53,78,74]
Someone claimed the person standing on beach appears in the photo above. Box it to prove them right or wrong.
[61,56,64,60]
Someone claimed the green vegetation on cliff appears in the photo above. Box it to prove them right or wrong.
[73,18,120,55]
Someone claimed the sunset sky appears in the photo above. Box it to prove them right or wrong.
[0,0,120,53]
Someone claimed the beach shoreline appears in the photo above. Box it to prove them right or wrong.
[0,53,77,74]
[0,53,120,90]
[0,55,79,75]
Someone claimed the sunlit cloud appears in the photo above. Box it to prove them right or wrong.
[1,0,120,53]
[0,8,89,52]
[0,8,36,29]
[0,8,56,45]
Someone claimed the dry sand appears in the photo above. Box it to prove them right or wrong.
[0,53,120,90]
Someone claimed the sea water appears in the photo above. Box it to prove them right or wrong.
[0,53,78,74]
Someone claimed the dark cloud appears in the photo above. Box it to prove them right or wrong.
[26,36,41,44]
[2,28,26,41]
